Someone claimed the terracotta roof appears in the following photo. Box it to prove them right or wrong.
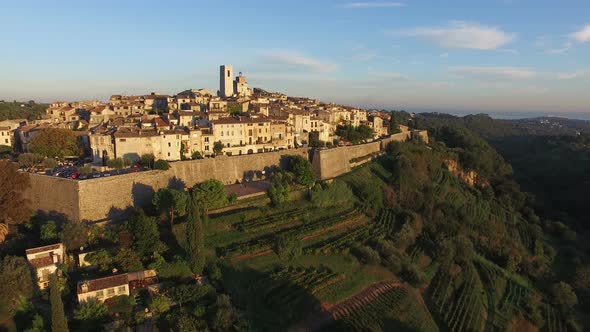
[29,255,56,268]
[26,243,62,255]
[0,126,10,131]
[114,128,159,138]
[77,274,128,294]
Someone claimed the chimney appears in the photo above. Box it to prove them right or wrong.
[81,282,88,293]
[52,253,59,263]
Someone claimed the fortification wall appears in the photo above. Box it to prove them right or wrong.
[76,148,309,221]
[24,131,429,222]
[312,131,414,180]
[24,173,80,221]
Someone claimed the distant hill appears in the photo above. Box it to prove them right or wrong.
[0,101,47,121]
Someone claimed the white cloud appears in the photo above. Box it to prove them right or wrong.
[440,53,449,58]
[450,66,537,80]
[340,2,404,8]
[571,25,590,42]
[546,42,573,55]
[260,50,338,72]
[388,21,515,50]
[558,70,590,80]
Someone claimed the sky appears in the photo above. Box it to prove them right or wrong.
[1,0,590,114]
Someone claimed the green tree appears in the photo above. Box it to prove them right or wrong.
[551,282,577,311]
[78,166,92,174]
[114,248,143,272]
[186,197,205,274]
[0,144,12,157]
[308,131,322,148]
[73,300,108,332]
[191,179,227,211]
[273,234,302,260]
[130,210,165,257]
[152,188,189,225]
[85,249,113,272]
[106,158,124,173]
[18,153,44,170]
[0,255,33,311]
[60,221,88,251]
[29,128,80,158]
[140,153,155,168]
[105,295,135,321]
[154,159,170,170]
[389,113,401,134]
[213,141,224,155]
[212,294,238,331]
[228,104,243,116]
[268,182,289,206]
[191,151,203,160]
[40,221,59,242]
[149,296,171,316]
[286,155,315,187]
[50,273,69,332]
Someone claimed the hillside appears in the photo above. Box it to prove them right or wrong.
[0,101,47,121]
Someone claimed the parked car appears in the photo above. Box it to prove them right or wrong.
[69,173,79,179]
[79,174,89,180]
[102,171,111,177]
[92,172,101,178]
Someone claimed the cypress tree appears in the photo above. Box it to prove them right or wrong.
[186,196,205,274]
[50,273,68,332]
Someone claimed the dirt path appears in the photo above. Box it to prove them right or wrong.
[288,280,405,332]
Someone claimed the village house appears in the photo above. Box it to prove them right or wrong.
[77,270,158,303]
[25,243,66,289]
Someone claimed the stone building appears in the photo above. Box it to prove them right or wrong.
[25,243,65,289]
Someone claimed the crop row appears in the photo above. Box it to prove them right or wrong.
[234,208,305,233]
[218,208,359,257]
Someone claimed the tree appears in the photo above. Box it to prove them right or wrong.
[130,210,165,257]
[389,113,401,134]
[50,273,69,332]
[273,234,302,260]
[149,296,171,316]
[85,249,113,272]
[60,221,88,251]
[140,153,155,168]
[213,141,224,155]
[212,294,238,331]
[191,179,227,211]
[0,144,12,157]
[106,158,124,173]
[18,153,44,170]
[29,128,80,158]
[0,160,31,226]
[152,188,189,225]
[114,248,143,272]
[74,300,108,332]
[574,265,590,290]
[286,155,315,187]
[268,182,289,206]
[308,131,321,148]
[186,197,205,274]
[228,104,243,116]
[191,151,203,160]
[0,256,33,311]
[43,158,58,170]
[154,159,170,170]
[105,295,135,321]
[551,282,577,311]
[40,221,59,242]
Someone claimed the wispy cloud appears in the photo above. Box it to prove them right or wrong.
[439,53,449,58]
[558,70,590,80]
[571,24,590,42]
[340,2,404,8]
[388,21,515,50]
[349,45,378,62]
[259,50,338,72]
[450,66,537,80]
[546,42,573,55]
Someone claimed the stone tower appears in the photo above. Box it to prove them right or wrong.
[219,65,234,98]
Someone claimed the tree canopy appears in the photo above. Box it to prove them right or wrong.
[191,179,227,211]
[29,128,81,158]
[0,160,31,225]
[152,188,189,225]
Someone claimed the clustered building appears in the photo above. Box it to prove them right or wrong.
[4,65,391,165]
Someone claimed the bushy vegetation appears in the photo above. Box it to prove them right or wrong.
[0,100,47,121]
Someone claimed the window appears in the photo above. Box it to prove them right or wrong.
[168,142,171,147]
[119,138,126,142]
[167,152,170,157]
[117,286,126,294]
[107,288,115,296]
[205,137,209,142]
[96,290,104,298]
[205,146,209,151]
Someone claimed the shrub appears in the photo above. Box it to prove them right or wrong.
[273,234,302,260]
[354,246,381,265]
[154,159,170,170]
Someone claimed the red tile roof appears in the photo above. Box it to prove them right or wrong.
[77,274,128,294]
[26,243,62,255]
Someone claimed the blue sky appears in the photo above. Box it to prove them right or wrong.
[1,0,589,113]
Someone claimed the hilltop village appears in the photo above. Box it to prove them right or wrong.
[1,65,393,165]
